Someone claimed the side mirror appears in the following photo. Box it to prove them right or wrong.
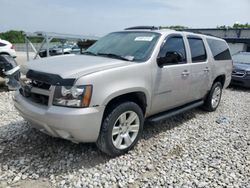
[157,51,183,67]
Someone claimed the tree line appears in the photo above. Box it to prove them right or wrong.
[0,30,60,44]
[217,23,250,29]
[161,23,250,30]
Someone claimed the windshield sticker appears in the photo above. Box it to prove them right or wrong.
[134,36,154,42]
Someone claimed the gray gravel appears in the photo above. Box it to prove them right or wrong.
[0,87,249,188]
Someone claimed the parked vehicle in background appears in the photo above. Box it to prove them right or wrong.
[14,26,232,156]
[231,52,250,88]
[50,44,80,55]
[71,44,81,54]
[0,39,16,58]
[0,54,20,90]
[39,44,80,57]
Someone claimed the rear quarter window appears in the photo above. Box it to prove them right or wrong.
[207,39,231,60]
[0,42,7,47]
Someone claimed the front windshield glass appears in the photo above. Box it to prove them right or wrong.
[233,53,250,64]
[85,31,160,62]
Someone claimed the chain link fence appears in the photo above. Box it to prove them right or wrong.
[14,43,60,52]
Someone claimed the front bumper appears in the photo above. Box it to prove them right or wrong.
[13,92,105,143]
[231,75,250,88]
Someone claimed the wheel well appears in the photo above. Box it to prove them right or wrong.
[213,75,225,87]
[0,52,10,56]
[104,92,147,117]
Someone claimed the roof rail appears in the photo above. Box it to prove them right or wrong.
[125,26,160,30]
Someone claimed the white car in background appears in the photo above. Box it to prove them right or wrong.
[0,39,17,58]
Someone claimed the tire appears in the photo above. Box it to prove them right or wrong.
[96,101,144,157]
[203,82,222,112]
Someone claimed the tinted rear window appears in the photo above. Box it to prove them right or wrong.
[207,39,231,60]
[188,37,207,63]
[0,42,7,47]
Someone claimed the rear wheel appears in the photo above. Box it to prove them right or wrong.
[97,102,144,156]
[203,82,222,112]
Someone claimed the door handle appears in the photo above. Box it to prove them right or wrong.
[181,70,190,76]
[203,67,210,72]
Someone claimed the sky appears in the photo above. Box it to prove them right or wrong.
[0,0,249,37]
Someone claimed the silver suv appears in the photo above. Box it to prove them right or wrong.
[14,26,232,156]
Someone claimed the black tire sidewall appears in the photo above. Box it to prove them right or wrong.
[98,102,144,156]
[205,82,222,111]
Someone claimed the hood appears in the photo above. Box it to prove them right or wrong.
[25,54,130,78]
[233,61,250,71]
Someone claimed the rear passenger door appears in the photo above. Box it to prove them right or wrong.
[187,36,211,100]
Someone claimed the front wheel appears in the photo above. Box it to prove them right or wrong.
[96,102,144,156]
[203,82,222,112]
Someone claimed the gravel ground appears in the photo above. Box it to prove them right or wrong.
[0,87,249,188]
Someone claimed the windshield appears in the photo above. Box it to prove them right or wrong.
[233,53,250,64]
[84,31,160,62]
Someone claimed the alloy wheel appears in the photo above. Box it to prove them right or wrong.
[111,111,140,150]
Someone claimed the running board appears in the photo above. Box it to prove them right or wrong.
[148,100,204,123]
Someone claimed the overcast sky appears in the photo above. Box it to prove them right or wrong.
[0,0,249,36]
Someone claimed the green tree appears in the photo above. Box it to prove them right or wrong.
[233,23,250,29]
[0,30,25,43]
[217,23,250,29]
[0,30,66,43]
[161,25,188,30]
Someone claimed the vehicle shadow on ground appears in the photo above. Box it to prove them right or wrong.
[0,85,9,92]
[143,110,197,140]
[0,121,110,177]
[227,85,250,92]
[0,109,198,179]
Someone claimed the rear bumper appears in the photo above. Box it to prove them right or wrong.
[231,76,250,88]
[13,92,105,143]
[8,49,16,58]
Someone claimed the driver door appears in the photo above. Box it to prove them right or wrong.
[151,35,192,114]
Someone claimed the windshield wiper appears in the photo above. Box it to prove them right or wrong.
[82,51,97,56]
[97,53,132,61]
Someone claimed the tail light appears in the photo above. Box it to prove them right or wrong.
[11,44,15,49]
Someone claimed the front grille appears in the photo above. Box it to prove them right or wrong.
[232,69,246,77]
[20,79,52,106]
[31,80,51,89]
[20,87,49,105]
[31,93,49,105]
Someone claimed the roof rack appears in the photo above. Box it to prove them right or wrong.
[125,26,160,30]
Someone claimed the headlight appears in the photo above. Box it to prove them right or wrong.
[246,71,250,75]
[53,85,92,107]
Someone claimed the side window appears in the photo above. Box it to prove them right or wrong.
[188,37,207,63]
[0,42,7,47]
[158,36,186,65]
[207,39,231,60]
